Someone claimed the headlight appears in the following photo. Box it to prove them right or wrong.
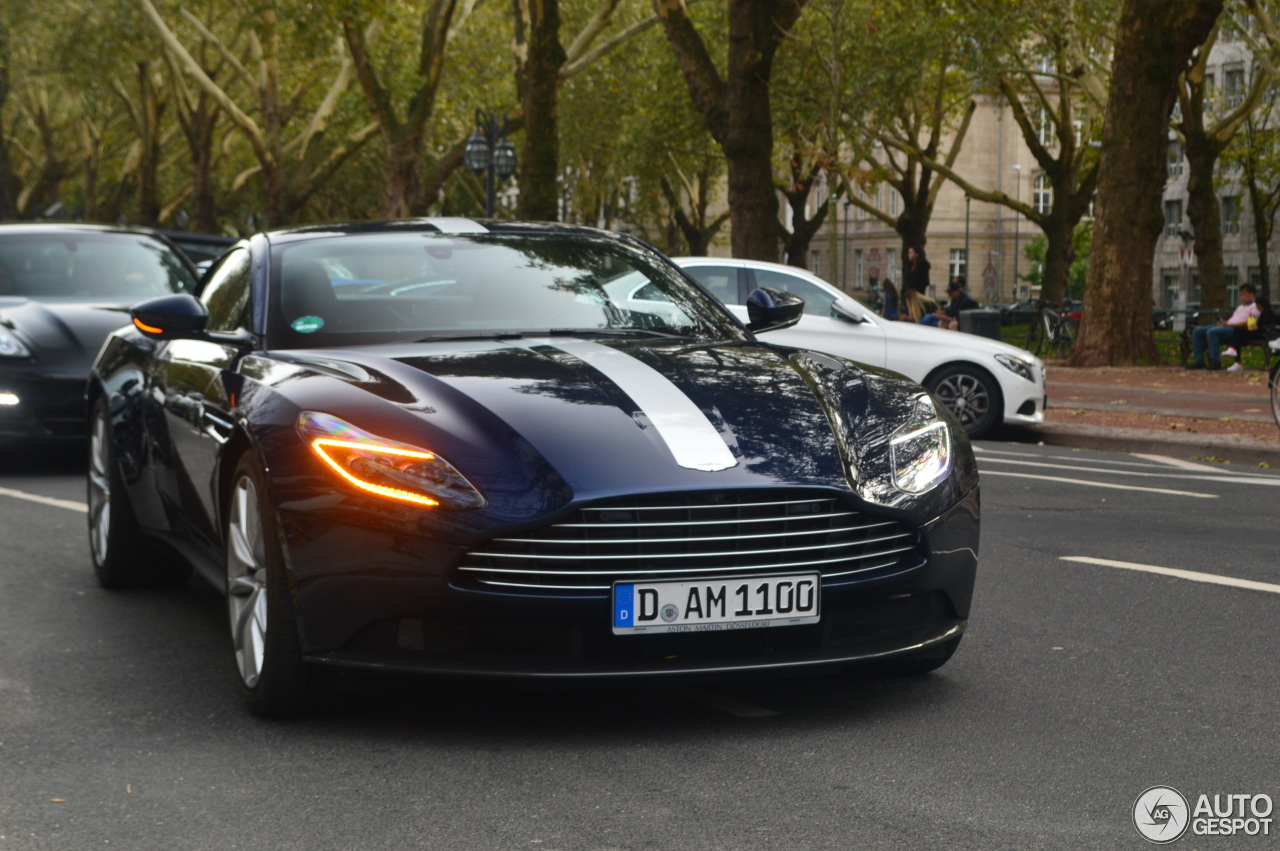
[0,326,30,358]
[890,396,953,494]
[994,353,1035,383]
[298,412,486,510]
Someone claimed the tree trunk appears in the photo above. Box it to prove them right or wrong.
[1184,145,1227,313]
[1069,0,1222,367]
[190,107,217,233]
[1040,212,1076,304]
[653,0,805,261]
[515,0,566,221]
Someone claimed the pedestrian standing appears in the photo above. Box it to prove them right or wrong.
[904,246,931,295]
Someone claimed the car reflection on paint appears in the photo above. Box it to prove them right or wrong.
[88,219,979,717]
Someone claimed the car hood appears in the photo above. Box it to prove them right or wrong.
[249,336,975,529]
[0,297,134,357]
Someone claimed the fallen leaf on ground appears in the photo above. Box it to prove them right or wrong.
[1260,462,1273,468]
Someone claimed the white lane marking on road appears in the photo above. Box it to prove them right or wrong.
[1061,556,1280,595]
[979,457,1280,486]
[543,339,737,472]
[1130,453,1239,473]
[0,486,88,513]
[980,470,1218,498]
[670,687,780,718]
[973,445,1179,470]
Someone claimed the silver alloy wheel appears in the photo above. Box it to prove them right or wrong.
[933,372,991,430]
[227,475,268,688]
[87,412,112,564]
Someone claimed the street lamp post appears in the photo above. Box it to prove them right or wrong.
[842,200,851,292]
[1011,164,1022,299]
[964,195,971,296]
[464,110,518,218]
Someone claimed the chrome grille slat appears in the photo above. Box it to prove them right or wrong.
[578,498,836,512]
[491,520,896,546]
[470,532,913,560]
[457,490,923,594]
[556,517,899,529]
[461,546,915,577]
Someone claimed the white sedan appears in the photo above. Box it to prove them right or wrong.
[672,257,1046,439]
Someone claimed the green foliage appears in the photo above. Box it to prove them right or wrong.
[1020,220,1094,297]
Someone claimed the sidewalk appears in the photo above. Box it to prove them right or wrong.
[1021,364,1280,466]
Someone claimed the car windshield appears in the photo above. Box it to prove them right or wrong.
[268,232,746,347]
[0,233,197,299]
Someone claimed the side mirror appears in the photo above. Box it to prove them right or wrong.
[745,287,805,333]
[130,294,209,340]
[831,300,864,324]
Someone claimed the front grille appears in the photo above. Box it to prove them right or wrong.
[457,490,922,593]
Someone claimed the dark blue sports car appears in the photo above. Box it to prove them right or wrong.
[88,220,979,717]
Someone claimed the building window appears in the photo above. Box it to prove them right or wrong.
[812,250,822,277]
[1032,174,1052,214]
[1221,195,1241,235]
[949,249,967,282]
[855,249,864,287]
[1225,67,1245,108]
[886,248,898,283]
[857,188,868,220]
[1225,270,1239,303]
[1037,107,1056,148]
[1204,73,1215,100]
[1164,200,1183,237]
[1168,141,1184,178]
[889,189,899,217]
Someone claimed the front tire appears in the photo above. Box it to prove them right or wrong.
[88,399,191,589]
[226,455,324,718]
[925,364,1003,440]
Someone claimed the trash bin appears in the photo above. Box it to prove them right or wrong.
[959,309,1001,341]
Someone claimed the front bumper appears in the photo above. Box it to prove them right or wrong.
[0,370,90,438]
[283,487,980,680]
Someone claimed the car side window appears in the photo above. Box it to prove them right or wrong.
[683,265,741,305]
[751,269,837,316]
[200,248,252,333]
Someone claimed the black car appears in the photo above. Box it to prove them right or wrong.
[89,219,980,717]
[0,224,198,440]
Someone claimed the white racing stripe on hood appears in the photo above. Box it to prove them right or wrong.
[542,339,738,472]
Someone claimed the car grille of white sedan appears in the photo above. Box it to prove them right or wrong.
[456,490,922,594]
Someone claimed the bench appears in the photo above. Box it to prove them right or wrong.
[1177,311,1278,370]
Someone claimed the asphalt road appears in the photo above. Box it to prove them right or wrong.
[1,440,1277,850]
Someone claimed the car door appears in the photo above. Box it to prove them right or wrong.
[149,247,253,548]
[741,267,888,368]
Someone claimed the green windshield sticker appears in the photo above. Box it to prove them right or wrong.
[291,315,324,334]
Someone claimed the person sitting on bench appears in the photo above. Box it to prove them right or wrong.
[1189,283,1260,370]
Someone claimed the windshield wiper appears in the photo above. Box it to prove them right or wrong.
[546,327,688,340]
[413,331,529,343]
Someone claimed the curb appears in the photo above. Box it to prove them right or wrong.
[1019,422,1280,467]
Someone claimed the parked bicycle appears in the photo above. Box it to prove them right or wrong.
[1025,301,1077,359]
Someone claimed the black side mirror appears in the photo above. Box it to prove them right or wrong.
[745,287,805,333]
[130,294,209,340]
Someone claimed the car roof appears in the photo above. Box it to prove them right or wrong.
[260,218,627,246]
[670,256,842,293]
[0,222,168,239]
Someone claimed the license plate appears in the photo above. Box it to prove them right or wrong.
[612,573,820,635]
